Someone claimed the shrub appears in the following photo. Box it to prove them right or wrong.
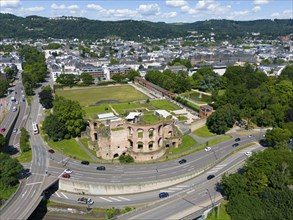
[119,154,134,163]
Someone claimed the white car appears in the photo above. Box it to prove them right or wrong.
[64,169,73,174]
[248,134,254,138]
[205,147,211,152]
[245,151,252,157]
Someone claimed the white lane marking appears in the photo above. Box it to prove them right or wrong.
[22,190,28,198]
[176,185,189,188]
[110,180,121,182]
[117,196,131,201]
[26,181,42,186]
[55,192,61,198]
[187,189,195,194]
[61,192,68,199]
[108,197,121,202]
[31,189,36,198]
[168,187,183,191]
[99,197,112,202]
[13,206,20,214]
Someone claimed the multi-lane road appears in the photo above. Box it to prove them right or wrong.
[0,73,265,220]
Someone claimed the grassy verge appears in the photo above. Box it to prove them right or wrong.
[16,149,32,163]
[26,96,33,106]
[206,135,231,147]
[79,138,97,158]
[206,200,231,220]
[169,135,197,154]
[232,142,256,154]
[46,138,94,162]
[193,125,216,137]
[0,184,19,208]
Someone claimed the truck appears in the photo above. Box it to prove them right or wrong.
[77,197,94,205]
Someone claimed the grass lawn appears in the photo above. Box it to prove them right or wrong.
[206,200,231,220]
[150,100,180,111]
[56,85,148,107]
[178,115,188,121]
[193,125,216,137]
[140,113,160,124]
[46,138,94,162]
[169,135,197,154]
[207,135,231,147]
[112,102,149,114]
[16,149,32,163]
[83,104,111,115]
[0,185,19,208]
[79,138,97,158]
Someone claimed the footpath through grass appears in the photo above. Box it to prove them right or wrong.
[193,125,216,137]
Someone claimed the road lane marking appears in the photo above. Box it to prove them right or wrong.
[61,192,68,199]
[99,197,112,202]
[160,190,174,193]
[26,181,42,186]
[117,196,130,201]
[31,189,36,198]
[176,185,189,188]
[168,187,183,191]
[55,192,61,198]
[108,197,121,202]
[187,189,195,194]
[110,180,121,182]
[13,206,20,214]
[22,190,28,198]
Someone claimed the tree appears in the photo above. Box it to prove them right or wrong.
[43,114,67,141]
[80,72,94,85]
[279,64,293,82]
[56,74,79,87]
[0,153,23,187]
[111,74,126,83]
[127,70,140,81]
[4,67,17,80]
[52,96,85,137]
[0,79,9,97]
[265,128,291,147]
[119,155,134,163]
[110,59,119,65]
[0,134,6,152]
[38,86,54,109]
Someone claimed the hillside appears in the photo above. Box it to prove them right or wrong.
[0,13,292,40]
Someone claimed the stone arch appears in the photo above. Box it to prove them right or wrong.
[94,133,98,140]
[113,153,119,158]
[168,131,172,136]
[148,128,154,138]
[128,126,134,135]
[137,141,143,150]
[158,137,162,147]
[137,128,144,138]
[158,125,163,135]
[148,141,154,150]
[128,139,133,147]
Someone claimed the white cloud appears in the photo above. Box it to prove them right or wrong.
[138,4,160,16]
[68,5,79,10]
[252,6,261,12]
[161,11,178,18]
[166,0,187,7]
[231,10,250,16]
[271,9,293,19]
[51,4,79,10]
[25,7,45,13]
[254,0,269,5]
[114,9,137,17]
[0,0,20,7]
[87,4,103,11]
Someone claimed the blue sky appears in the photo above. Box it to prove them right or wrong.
[0,0,292,22]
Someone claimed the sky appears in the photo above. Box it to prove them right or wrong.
[0,0,292,23]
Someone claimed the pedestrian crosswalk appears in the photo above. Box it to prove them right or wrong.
[206,164,227,174]
[160,184,190,193]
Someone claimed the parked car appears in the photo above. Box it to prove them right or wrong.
[64,169,73,174]
[48,149,55,154]
[1,128,6,133]
[78,197,94,205]
[207,174,215,180]
[234,138,241,142]
[232,143,239,147]
[179,159,187,164]
[62,173,70,178]
[159,192,169,198]
[96,166,106,171]
[205,147,211,152]
[245,151,252,157]
[81,161,90,165]
[13,128,17,133]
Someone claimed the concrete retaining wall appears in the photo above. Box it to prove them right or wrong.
[190,118,206,132]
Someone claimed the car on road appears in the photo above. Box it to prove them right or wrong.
[179,159,187,164]
[78,197,94,205]
[232,143,239,147]
[1,128,6,133]
[15,101,19,105]
[159,192,169,198]
[248,134,254,138]
[62,173,70,178]
[96,166,106,171]
[234,138,241,142]
[48,149,55,154]
[64,169,73,174]
[245,151,252,157]
[207,174,215,180]
[81,161,90,165]
[205,147,211,152]
[13,128,17,133]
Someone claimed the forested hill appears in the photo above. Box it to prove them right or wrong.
[0,13,292,40]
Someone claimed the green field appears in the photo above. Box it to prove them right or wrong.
[193,125,216,137]
[207,135,231,147]
[56,85,148,106]
[150,100,180,111]
[169,135,198,154]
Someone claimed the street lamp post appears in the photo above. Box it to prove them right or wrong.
[206,188,214,208]
[211,149,218,160]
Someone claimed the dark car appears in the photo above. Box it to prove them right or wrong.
[62,173,71,178]
[48,149,55,154]
[207,174,215,180]
[0,128,6,133]
[179,159,187,164]
[159,192,169,198]
[81,161,90,165]
[232,143,239,147]
[234,138,241,142]
[96,166,106,171]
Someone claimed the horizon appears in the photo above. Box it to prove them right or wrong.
[0,0,292,23]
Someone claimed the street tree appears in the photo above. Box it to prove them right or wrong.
[38,86,54,109]
[265,128,291,147]
[80,72,94,85]
[0,79,9,97]
[43,114,67,141]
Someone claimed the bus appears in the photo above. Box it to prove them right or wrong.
[32,122,39,134]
